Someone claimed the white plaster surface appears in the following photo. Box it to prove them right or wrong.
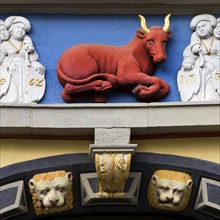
[95,128,131,145]
[0,102,219,136]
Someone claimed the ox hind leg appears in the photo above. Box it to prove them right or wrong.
[62,90,108,103]
[62,80,113,103]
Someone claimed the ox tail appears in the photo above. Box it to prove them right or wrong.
[57,62,97,85]
[57,62,117,86]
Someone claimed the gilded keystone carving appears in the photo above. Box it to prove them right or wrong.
[28,170,73,215]
[95,153,131,198]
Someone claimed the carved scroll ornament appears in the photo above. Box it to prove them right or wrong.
[95,153,131,198]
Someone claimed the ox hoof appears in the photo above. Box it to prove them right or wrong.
[132,84,156,101]
[132,84,147,95]
[95,81,113,92]
[101,81,113,92]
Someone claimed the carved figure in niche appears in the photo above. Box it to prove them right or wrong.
[148,170,193,211]
[0,16,46,104]
[28,171,73,215]
[57,15,172,103]
[214,18,220,40]
[0,20,9,43]
[177,14,220,101]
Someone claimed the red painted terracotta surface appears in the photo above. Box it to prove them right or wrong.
[57,25,171,103]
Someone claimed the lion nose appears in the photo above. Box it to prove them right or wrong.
[166,196,174,201]
[48,189,59,205]
[49,197,59,205]
[166,191,174,201]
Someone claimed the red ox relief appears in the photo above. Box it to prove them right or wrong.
[57,15,172,103]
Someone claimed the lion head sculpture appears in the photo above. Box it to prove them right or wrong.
[148,170,193,211]
[28,170,73,215]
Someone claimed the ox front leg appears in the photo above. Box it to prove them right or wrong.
[118,74,162,101]
[132,77,169,102]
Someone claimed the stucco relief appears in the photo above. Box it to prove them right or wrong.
[28,170,73,215]
[148,170,193,211]
[95,153,131,198]
[177,14,220,102]
[57,15,171,103]
[0,16,46,104]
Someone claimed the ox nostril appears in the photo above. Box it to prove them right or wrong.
[155,55,166,63]
[154,57,161,62]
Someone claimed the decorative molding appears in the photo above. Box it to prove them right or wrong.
[0,153,219,220]
[0,181,28,220]
[95,153,131,198]
[194,178,220,219]
[90,128,137,199]
[89,144,137,160]
[1,131,219,141]
[0,102,219,138]
[0,0,220,14]
[80,172,142,206]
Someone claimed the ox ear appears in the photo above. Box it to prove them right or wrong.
[167,31,172,38]
[136,29,146,39]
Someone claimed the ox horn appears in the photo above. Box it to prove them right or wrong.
[138,15,150,34]
[163,14,171,32]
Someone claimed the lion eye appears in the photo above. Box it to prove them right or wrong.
[41,190,49,195]
[174,190,183,195]
[159,187,169,192]
[148,40,154,45]
[57,187,65,192]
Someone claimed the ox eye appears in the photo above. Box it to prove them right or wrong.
[163,41,167,46]
[148,40,154,45]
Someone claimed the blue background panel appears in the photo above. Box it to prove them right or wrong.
[1,14,217,103]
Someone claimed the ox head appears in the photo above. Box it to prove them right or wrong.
[136,14,172,64]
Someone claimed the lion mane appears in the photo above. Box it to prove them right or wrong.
[29,170,73,215]
[148,170,193,211]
